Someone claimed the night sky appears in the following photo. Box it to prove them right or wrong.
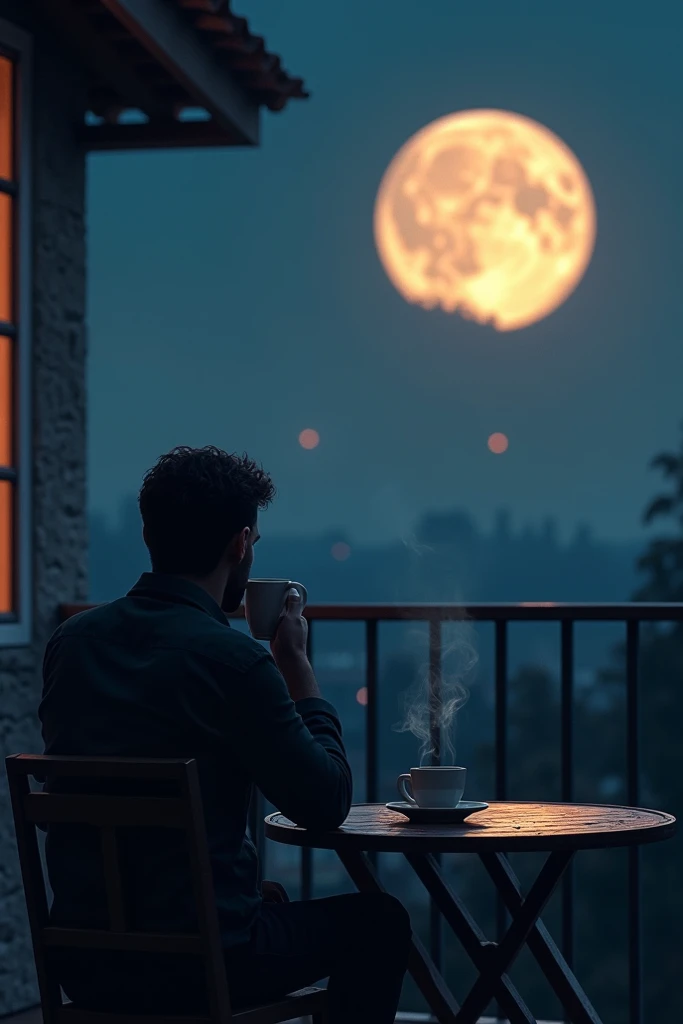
[87,0,683,544]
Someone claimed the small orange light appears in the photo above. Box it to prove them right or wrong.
[356,687,368,706]
[298,428,320,450]
[331,542,351,561]
[488,432,509,454]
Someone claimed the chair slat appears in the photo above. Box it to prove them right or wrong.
[7,754,192,781]
[23,792,186,827]
[7,769,63,1024]
[58,1009,212,1024]
[101,828,127,931]
[232,988,327,1023]
[182,769,232,1023]
[55,987,327,1024]
[42,927,203,954]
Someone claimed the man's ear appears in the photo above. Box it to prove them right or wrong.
[236,526,251,563]
[223,527,251,566]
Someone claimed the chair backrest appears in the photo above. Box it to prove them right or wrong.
[5,754,233,1024]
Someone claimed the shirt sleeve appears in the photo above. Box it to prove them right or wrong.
[198,652,353,831]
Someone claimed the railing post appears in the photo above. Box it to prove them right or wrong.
[429,618,442,972]
[365,619,379,804]
[300,620,315,900]
[365,619,380,875]
[495,619,508,805]
[493,610,509,987]
[561,618,575,968]
[495,619,508,968]
[626,619,641,1024]
[429,619,442,766]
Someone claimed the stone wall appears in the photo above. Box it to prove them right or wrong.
[0,3,88,1013]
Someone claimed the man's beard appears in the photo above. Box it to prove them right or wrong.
[221,565,250,614]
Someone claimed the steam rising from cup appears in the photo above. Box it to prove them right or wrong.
[395,618,478,766]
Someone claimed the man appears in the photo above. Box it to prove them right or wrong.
[40,446,411,1023]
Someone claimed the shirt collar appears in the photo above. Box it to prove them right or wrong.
[127,572,229,626]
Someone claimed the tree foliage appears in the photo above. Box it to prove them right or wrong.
[636,427,683,600]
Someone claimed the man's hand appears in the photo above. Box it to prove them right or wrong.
[271,588,308,667]
[261,879,290,904]
[270,588,320,702]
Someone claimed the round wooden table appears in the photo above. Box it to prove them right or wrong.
[265,801,676,1024]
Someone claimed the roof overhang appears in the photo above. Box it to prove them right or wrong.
[38,0,309,152]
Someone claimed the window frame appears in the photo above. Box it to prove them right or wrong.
[0,17,32,647]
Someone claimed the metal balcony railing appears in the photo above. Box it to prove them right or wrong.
[61,599,683,1024]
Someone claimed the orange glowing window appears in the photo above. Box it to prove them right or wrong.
[0,480,11,613]
[0,334,10,465]
[0,193,11,322]
[0,48,17,624]
[0,57,12,180]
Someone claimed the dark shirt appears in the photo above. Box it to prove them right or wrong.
[39,572,352,950]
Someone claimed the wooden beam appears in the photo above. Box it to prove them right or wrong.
[34,0,170,118]
[177,0,227,10]
[80,116,245,151]
[98,0,260,145]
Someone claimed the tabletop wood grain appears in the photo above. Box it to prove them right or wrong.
[265,801,676,854]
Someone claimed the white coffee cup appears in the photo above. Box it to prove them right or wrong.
[245,579,308,641]
[397,766,466,809]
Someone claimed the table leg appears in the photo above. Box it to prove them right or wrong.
[336,850,460,1024]
[456,851,571,1024]
[406,853,536,1024]
[481,853,603,1024]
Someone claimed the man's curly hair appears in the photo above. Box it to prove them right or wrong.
[139,446,275,575]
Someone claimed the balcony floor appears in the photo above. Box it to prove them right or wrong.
[2,1008,562,1024]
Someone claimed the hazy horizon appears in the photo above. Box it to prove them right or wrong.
[92,490,649,551]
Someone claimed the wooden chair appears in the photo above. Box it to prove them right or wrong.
[6,754,327,1024]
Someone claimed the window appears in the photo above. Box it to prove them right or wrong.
[0,20,31,645]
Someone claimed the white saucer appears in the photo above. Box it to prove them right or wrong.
[386,800,489,824]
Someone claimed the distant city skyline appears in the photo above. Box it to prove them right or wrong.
[89,495,641,686]
[93,482,660,551]
[87,0,683,545]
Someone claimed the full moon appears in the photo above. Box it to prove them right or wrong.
[374,109,596,331]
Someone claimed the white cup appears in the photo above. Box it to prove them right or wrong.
[245,579,308,641]
[397,766,466,809]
